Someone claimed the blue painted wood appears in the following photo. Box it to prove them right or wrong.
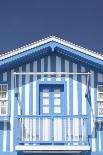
[29,62,33,115]
[1,41,103,154]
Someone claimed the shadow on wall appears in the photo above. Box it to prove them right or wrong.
[0,122,10,131]
[17,151,91,155]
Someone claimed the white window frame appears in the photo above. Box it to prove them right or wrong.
[0,84,8,115]
[97,85,103,117]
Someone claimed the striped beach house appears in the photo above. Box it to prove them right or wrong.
[0,36,103,155]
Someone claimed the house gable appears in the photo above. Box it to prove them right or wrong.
[0,36,103,71]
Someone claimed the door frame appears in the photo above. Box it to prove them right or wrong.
[36,80,67,115]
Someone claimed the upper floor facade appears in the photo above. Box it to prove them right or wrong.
[0,36,103,155]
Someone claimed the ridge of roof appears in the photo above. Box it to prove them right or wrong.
[0,36,103,61]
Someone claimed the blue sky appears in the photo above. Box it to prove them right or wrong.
[0,0,103,54]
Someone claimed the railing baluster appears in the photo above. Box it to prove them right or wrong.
[17,115,88,145]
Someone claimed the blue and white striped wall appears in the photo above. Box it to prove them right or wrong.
[0,53,103,155]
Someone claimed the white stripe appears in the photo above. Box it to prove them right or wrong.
[10,69,14,151]
[3,72,7,81]
[65,60,70,142]
[56,56,61,81]
[3,121,7,152]
[33,61,37,143]
[47,56,51,81]
[25,64,30,115]
[73,63,79,142]
[73,63,78,115]
[98,73,103,82]
[18,66,22,115]
[41,58,44,81]
[81,67,86,115]
[25,64,30,141]
[3,72,7,151]
[33,61,37,115]
[65,60,69,114]
[99,124,101,152]
[90,70,96,151]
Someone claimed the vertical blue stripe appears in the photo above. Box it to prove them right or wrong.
[14,68,19,147]
[101,123,103,153]
[22,65,26,115]
[0,73,3,151]
[6,71,11,151]
[44,55,48,81]
[51,54,56,80]
[86,66,91,145]
[94,70,98,152]
[37,59,41,80]
[61,57,65,142]
[69,62,73,144]
[29,62,33,115]
[77,64,82,144]
[61,57,65,81]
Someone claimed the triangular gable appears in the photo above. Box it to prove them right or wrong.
[0,36,103,70]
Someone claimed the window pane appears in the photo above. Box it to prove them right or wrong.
[1,107,6,114]
[43,106,49,113]
[98,102,103,108]
[43,89,49,97]
[2,92,7,98]
[0,92,2,98]
[54,107,61,113]
[43,98,49,106]
[98,108,103,116]
[98,93,103,100]
[54,89,61,113]
[2,85,7,91]
[98,86,103,92]
[0,101,7,115]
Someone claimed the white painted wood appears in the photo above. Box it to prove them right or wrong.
[73,63,78,115]
[3,72,7,81]
[42,118,50,141]
[56,56,61,81]
[48,56,51,81]
[10,69,14,151]
[81,67,86,115]
[43,89,49,113]
[65,60,69,115]
[25,64,30,141]
[33,61,37,142]
[14,72,91,75]
[41,58,44,81]
[54,118,62,141]
[73,63,79,142]
[33,61,37,115]
[54,89,60,113]
[18,66,22,115]
[3,120,7,152]
[15,145,91,151]
[1,36,103,62]
[98,73,103,82]
[99,124,101,152]
[90,70,96,151]
[3,72,7,151]
[25,64,30,115]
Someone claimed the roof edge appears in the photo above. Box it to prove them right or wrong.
[0,36,103,61]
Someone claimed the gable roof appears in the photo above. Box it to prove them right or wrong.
[0,36,103,61]
[0,36,103,72]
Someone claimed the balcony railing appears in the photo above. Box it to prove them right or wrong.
[17,115,88,145]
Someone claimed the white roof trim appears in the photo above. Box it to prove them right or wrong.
[0,36,103,61]
[15,145,90,151]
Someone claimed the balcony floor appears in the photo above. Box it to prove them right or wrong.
[15,145,90,153]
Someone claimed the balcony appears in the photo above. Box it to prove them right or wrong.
[15,115,90,152]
